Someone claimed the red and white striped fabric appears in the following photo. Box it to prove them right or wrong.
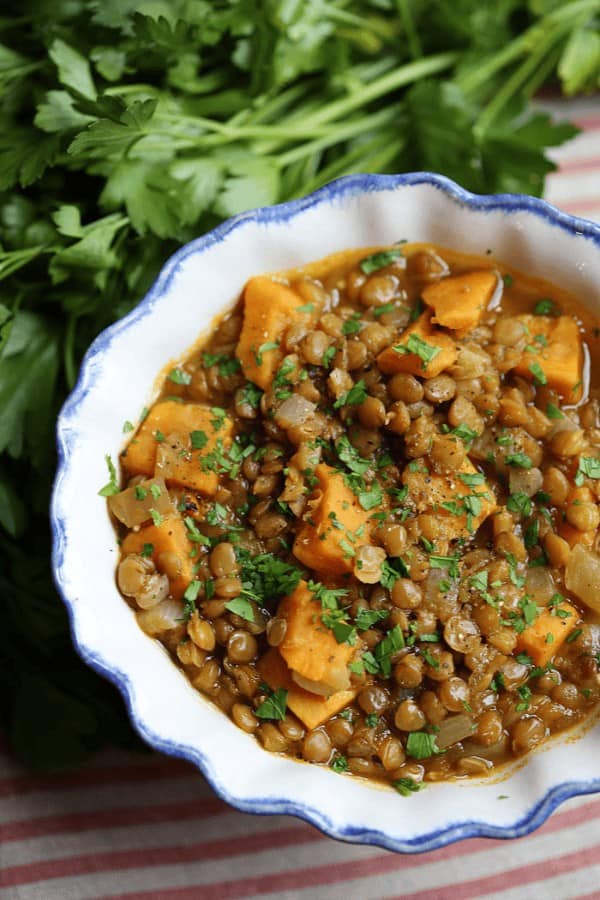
[2,95,600,900]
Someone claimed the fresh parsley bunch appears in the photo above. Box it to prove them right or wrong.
[1,0,598,771]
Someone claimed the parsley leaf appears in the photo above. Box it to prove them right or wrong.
[333,379,368,409]
[359,248,403,274]
[98,455,120,496]
[406,731,439,760]
[256,688,288,721]
[394,333,441,370]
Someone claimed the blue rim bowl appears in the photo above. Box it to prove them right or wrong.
[51,172,600,853]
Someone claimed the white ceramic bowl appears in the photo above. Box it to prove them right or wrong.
[52,173,600,852]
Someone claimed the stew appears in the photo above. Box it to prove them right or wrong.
[105,243,600,790]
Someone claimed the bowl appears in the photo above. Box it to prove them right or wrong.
[51,172,600,853]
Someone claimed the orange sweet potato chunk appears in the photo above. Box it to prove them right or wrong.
[402,452,497,541]
[257,648,357,731]
[278,581,354,694]
[422,270,498,331]
[121,516,194,601]
[122,401,233,496]
[516,601,579,668]
[512,315,583,404]
[236,276,315,390]
[377,311,457,378]
[293,464,373,575]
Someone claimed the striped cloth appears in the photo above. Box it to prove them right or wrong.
[2,95,600,900]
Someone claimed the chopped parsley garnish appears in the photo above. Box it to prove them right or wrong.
[373,625,405,677]
[322,345,336,368]
[168,367,191,385]
[255,687,288,721]
[528,361,547,385]
[507,492,532,517]
[365,713,379,728]
[359,248,403,274]
[342,312,362,335]
[503,273,513,288]
[524,517,539,548]
[150,483,162,499]
[238,550,302,603]
[394,333,441,370]
[134,484,148,500]
[457,472,485,487]
[354,608,388,631]
[254,340,279,366]
[406,731,439,760]
[373,302,396,317]
[516,684,532,711]
[505,452,532,469]
[149,508,163,526]
[122,420,134,433]
[421,648,440,669]
[534,298,556,316]
[224,597,256,623]
[333,379,368,409]
[393,777,424,797]
[98,454,120,497]
[296,302,314,313]
[567,628,583,643]
[380,557,410,589]
[190,429,208,449]
[575,456,600,486]
[141,542,154,558]
[335,436,371,477]
[429,553,460,578]
[331,754,349,773]
[358,481,383,511]
[184,516,210,545]
[470,571,488,592]
[449,424,478,444]
[238,382,263,410]
[546,402,563,420]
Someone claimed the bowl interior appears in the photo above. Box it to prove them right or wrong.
[53,175,600,851]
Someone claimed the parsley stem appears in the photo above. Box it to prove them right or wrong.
[299,52,458,128]
[474,22,568,136]
[457,0,600,98]
[63,314,78,390]
[287,133,400,199]
[396,0,423,60]
[277,107,398,168]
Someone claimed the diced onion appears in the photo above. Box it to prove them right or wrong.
[136,599,183,636]
[274,395,316,429]
[435,714,476,750]
[565,544,600,613]
[108,477,173,527]
[509,466,543,497]
[525,567,556,606]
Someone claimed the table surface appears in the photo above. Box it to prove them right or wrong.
[2,95,600,900]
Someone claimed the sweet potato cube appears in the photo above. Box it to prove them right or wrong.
[402,452,497,541]
[257,649,357,731]
[108,477,174,528]
[512,315,583,403]
[293,464,374,575]
[516,601,579,668]
[422,270,498,331]
[377,311,457,378]
[236,276,315,390]
[122,401,233,496]
[121,515,194,601]
[277,581,354,695]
